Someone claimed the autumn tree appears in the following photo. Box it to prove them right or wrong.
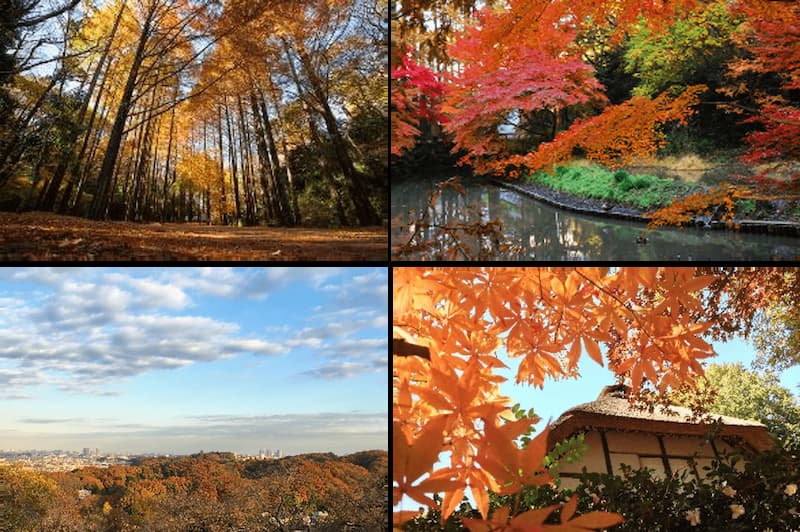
[677,362,800,452]
[0,465,58,531]
[390,50,446,156]
[435,0,711,175]
[88,0,219,220]
[725,0,800,165]
[500,85,707,172]
[392,267,790,530]
[276,0,383,226]
[190,0,388,227]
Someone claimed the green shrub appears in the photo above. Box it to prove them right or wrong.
[736,199,757,217]
[404,443,800,531]
[524,163,697,210]
[617,175,651,193]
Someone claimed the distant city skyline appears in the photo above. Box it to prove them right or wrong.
[0,448,286,455]
[0,267,388,455]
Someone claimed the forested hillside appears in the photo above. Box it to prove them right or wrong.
[1,0,387,228]
[0,450,388,531]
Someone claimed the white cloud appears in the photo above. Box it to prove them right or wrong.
[105,273,191,309]
[237,267,343,297]
[160,268,343,300]
[225,338,286,356]
[0,287,286,396]
[0,267,388,395]
[300,361,378,380]
[166,268,241,297]
[0,267,87,285]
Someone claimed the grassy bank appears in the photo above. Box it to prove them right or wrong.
[523,165,698,210]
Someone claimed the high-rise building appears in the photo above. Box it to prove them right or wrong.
[82,447,91,457]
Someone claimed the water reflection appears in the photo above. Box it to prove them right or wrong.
[392,175,800,261]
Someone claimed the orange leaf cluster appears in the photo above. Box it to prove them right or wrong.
[462,495,623,531]
[435,0,705,175]
[390,91,422,157]
[393,267,730,528]
[496,85,707,173]
[645,184,746,229]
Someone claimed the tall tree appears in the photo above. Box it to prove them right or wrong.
[677,362,800,452]
[39,0,128,212]
[88,0,159,219]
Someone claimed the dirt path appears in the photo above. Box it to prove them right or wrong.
[0,212,387,261]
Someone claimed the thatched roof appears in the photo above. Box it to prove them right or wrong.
[548,385,774,452]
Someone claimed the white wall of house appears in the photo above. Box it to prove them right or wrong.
[557,430,743,490]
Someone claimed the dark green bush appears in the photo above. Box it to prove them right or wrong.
[617,175,650,193]
[404,443,800,531]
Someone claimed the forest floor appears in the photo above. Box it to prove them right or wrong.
[0,212,387,261]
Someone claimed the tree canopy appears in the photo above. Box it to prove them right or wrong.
[0,0,387,229]
[676,362,800,452]
[0,450,387,531]
[391,0,800,225]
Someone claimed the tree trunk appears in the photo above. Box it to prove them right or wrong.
[267,77,300,225]
[161,86,178,222]
[250,92,278,223]
[225,98,241,226]
[40,0,126,212]
[217,105,228,224]
[128,87,158,221]
[237,96,257,225]
[294,42,379,226]
[89,0,157,220]
[71,95,113,215]
[257,88,292,226]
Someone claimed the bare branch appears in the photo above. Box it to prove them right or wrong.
[122,64,237,134]
[17,0,82,28]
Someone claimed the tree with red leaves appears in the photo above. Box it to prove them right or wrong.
[728,0,800,165]
[391,50,447,156]
[438,0,709,175]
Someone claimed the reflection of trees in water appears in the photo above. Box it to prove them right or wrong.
[393,177,800,260]
[493,195,602,260]
[392,177,506,260]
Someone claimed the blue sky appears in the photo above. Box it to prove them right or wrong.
[0,267,387,456]
[500,336,800,435]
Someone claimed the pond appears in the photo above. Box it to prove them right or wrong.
[391,174,800,261]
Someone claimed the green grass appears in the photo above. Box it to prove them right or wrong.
[523,164,698,210]
[735,199,757,217]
